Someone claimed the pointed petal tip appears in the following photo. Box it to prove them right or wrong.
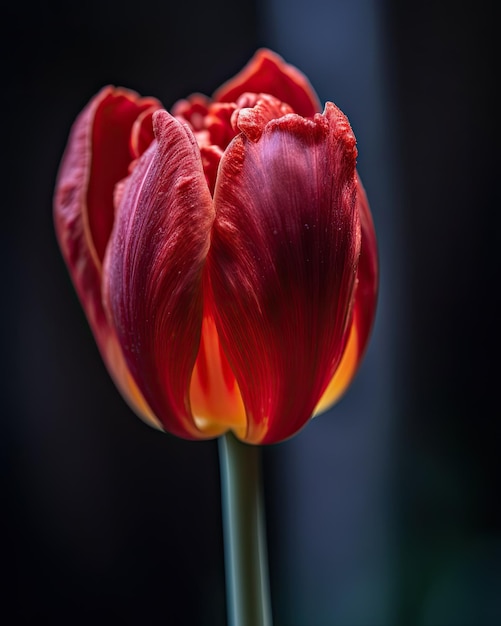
[214,48,321,118]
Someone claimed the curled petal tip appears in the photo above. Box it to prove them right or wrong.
[209,104,361,443]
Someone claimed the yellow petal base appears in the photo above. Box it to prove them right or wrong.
[314,321,359,415]
[190,315,247,439]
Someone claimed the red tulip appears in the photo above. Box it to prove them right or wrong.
[54,49,378,444]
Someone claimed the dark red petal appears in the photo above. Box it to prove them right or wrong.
[353,178,378,355]
[130,105,158,159]
[314,177,378,413]
[214,49,321,118]
[54,87,161,427]
[209,102,361,444]
[104,111,214,439]
[231,93,294,142]
[86,90,161,262]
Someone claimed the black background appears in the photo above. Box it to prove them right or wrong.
[387,3,498,624]
[2,1,498,624]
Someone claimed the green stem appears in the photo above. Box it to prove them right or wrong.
[218,432,272,626]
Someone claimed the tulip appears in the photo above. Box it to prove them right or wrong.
[54,50,379,626]
[54,49,378,446]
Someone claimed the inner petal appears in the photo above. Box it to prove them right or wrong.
[190,314,247,438]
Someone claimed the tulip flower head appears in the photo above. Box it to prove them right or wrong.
[54,49,378,444]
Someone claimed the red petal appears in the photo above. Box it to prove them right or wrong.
[231,93,294,142]
[352,178,378,356]
[171,94,210,130]
[214,49,321,118]
[209,102,361,444]
[103,111,215,439]
[199,144,224,195]
[314,178,378,413]
[204,102,238,149]
[54,87,161,427]
[130,105,159,159]
[86,90,161,263]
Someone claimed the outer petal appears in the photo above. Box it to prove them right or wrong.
[104,111,215,439]
[54,87,161,426]
[314,178,378,413]
[214,49,321,118]
[209,103,361,444]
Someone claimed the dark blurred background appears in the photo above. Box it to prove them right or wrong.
[1,1,498,624]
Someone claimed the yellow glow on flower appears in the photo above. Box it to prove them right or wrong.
[315,321,359,415]
[190,315,247,438]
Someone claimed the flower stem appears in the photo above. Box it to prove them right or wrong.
[218,432,272,626]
